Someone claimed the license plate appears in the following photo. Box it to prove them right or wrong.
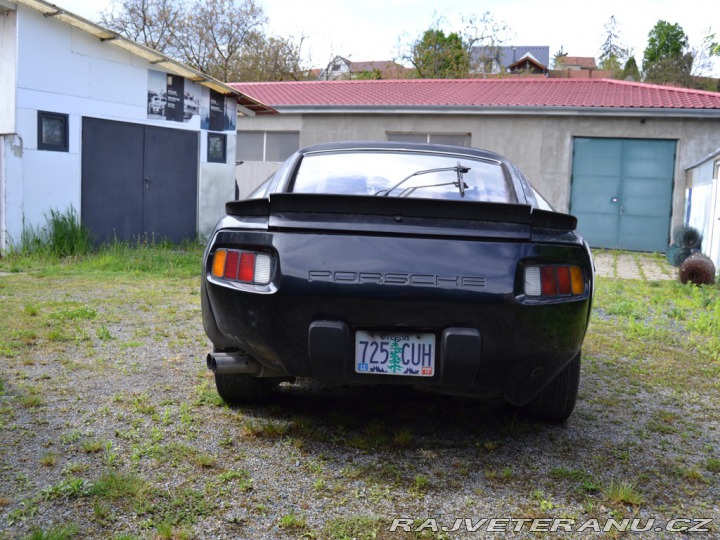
[355,331,435,377]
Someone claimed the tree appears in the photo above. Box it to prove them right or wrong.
[411,28,469,79]
[642,20,695,86]
[552,46,567,69]
[100,0,307,82]
[401,12,508,79]
[233,33,309,81]
[173,0,266,82]
[598,16,628,77]
[643,20,689,70]
[461,11,508,73]
[100,0,181,53]
[621,56,640,81]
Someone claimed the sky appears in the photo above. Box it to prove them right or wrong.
[55,0,720,77]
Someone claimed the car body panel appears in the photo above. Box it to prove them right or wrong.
[201,141,593,408]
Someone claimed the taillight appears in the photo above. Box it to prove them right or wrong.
[210,249,271,285]
[524,264,584,298]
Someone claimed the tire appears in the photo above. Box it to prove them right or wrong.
[673,226,702,250]
[518,352,581,423]
[214,372,274,403]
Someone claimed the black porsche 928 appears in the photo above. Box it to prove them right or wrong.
[201,141,594,422]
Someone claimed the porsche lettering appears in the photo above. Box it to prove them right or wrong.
[308,270,485,288]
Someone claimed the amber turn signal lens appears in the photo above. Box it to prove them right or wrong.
[570,265,584,294]
[211,249,227,278]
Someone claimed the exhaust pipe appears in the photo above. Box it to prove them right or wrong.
[206,352,286,378]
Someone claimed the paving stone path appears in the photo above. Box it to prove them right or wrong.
[593,251,676,280]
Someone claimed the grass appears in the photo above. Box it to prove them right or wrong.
[586,276,720,393]
[0,248,719,538]
[13,207,92,259]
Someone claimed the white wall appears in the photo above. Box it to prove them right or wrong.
[0,6,16,134]
[0,6,17,251]
[686,157,720,270]
[2,4,235,250]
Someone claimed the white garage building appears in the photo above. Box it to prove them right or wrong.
[0,0,274,252]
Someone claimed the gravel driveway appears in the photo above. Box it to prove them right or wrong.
[0,267,718,540]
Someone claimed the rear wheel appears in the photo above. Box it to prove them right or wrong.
[214,373,274,403]
[518,352,581,423]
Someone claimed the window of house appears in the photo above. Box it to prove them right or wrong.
[208,132,227,163]
[386,132,471,147]
[37,111,69,152]
[236,131,299,163]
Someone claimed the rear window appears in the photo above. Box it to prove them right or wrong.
[290,150,517,203]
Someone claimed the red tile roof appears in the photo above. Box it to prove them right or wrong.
[229,78,720,111]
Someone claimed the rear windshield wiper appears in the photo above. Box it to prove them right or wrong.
[375,163,471,197]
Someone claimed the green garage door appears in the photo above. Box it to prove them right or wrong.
[570,138,676,252]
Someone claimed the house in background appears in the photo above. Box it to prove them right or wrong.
[553,56,611,78]
[318,56,409,80]
[506,52,547,75]
[0,0,273,252]
[229,78,720,252]
[471,46,550,75]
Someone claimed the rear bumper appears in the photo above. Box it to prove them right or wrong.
[202,227,593,406]
[202,279,591,406]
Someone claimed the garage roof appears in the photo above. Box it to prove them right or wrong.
[13,0,275,115]
[229,78,720,117]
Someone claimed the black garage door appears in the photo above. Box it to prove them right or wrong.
[81,118,198,243]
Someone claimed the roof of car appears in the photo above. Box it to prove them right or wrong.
[299,140,508,163]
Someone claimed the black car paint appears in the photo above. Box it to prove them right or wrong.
[201,142,593,406]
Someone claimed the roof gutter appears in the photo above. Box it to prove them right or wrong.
[685,147,720,170]
[268,105,720,119]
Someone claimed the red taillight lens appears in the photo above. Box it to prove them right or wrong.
[210,249,271,285]
[540,266,558,296]
[557,266,571,295]
[525,264,584,298]
[238,252,256,282]
[224,250,239,280]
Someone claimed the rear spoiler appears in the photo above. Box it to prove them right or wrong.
[225,194,577,233]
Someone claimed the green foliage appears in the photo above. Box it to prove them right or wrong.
[621,57,641,81]
[278,512,306,529]
[642,20,694,86]
[412,29,470,79]
[355,68,383,80]
[601,479,644,506]
[14,207,92,258]
[22,524,79,540]
[643,20,689,67]
[1,239,202,279]
[40,477,90,500]
[552,46,567,69]
[324,515,385,540]
[644,52,694,86]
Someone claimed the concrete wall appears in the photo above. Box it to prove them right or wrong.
[0,4,236,250]
[235,112,720,237]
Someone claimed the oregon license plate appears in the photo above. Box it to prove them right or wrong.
[355,331,435,376]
